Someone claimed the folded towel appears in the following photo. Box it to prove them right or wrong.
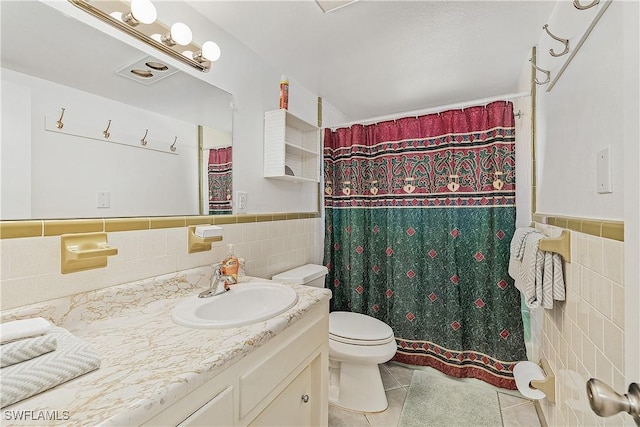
[0,334,58,368]
[0,318,52,344]
[0,327,101,408]
[508,227,538,281]
[512,228,566,309]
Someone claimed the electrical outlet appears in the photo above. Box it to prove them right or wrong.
[237,191,248,214]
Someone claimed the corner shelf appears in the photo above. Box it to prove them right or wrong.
[264,109,320,183]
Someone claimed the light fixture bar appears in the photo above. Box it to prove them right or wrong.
[68,0,212,72]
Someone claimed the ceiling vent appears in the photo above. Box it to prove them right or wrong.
[115,56,179,85]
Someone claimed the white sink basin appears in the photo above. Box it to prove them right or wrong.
[172,282,298,329]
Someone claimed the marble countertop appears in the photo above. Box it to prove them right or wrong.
[0,267,331,426]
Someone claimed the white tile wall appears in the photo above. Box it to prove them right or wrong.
[0,218,324,310]
[530,225,629,426]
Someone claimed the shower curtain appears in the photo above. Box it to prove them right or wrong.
[323,101,526,389]
[208,147,232,215]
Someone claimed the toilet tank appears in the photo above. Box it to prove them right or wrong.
[272,264,328,287]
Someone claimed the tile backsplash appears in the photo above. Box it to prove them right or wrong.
[0,218,324,310]
[531,225,629,426]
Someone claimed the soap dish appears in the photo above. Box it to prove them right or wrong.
[284,165,295,176]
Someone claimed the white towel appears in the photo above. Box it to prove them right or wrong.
[0,326,101,408]
[0,334,58,368]
[0,318,52,344]
[510,228,566,309]
[508,227,538,281]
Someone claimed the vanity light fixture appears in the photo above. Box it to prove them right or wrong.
[69,0,221,72]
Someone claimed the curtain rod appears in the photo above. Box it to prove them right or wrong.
[330,91,531,130]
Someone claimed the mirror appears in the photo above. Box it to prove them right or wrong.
[0,1,233,220]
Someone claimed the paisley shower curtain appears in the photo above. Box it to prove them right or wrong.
[208,147,232,215]
[323,101,526,389]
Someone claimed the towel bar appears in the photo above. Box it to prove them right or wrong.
[539,230,571,263]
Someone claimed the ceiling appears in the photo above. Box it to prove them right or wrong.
[187,0,557,122]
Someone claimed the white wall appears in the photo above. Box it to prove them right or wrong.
[532,1,639,425]
[535,2,625,220]
[1,69,199,219]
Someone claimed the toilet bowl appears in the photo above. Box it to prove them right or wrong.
[272,264,397,413]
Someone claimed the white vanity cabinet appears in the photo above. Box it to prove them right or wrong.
[142,300,329,427]
[264,109,321,183]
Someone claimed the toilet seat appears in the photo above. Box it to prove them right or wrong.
[329,311,394,346]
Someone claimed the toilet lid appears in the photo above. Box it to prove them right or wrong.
[329,312,394,346]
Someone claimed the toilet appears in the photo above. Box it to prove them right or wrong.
[272,264,397,413]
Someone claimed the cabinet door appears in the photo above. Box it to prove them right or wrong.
[250,366,312,427]
[178,386,234,427]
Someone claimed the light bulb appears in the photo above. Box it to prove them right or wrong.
[202,41,221,61]
[170,23,192,46]
[130,0,156,24]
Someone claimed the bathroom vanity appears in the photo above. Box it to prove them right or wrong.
[0,267,330,426]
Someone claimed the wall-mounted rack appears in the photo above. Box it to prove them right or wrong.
[45,114,179,155]
[532,223,572,263]
[530,358,556,403]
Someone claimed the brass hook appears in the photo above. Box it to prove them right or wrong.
[543,24,569,57]
[141,129,148,146]
[56,108,65,129]
[530,59,550,85]
[573,0,599,10]
[170,136,177,152]
[103,120,111,139]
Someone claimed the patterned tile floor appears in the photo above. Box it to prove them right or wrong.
[328,362,543,427]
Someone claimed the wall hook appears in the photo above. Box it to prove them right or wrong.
[170,136,177,152]
[56,108,65,129]
[573,0,599,10]
[141,129,148,146]
[103,119,112,139]
[543,24,570,57]
[530,59,551,85]
[514,110,523,119]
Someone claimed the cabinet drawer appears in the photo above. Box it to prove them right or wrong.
[250,366,311,427]
[239,315,324,419]
[178,386,234,427]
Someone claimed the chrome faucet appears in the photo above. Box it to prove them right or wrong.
[198,263,237,298]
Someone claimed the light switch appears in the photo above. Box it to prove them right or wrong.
[237,191,248,214]
[596,147,612,194]
[97,192,110,208]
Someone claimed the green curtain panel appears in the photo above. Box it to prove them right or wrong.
[323,101,525,389]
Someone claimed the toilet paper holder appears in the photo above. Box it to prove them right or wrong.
[530,358,556,403]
